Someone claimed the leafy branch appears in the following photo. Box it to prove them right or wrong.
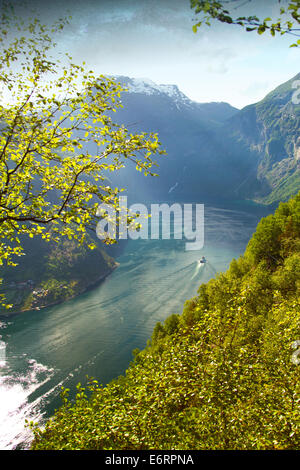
[191,0,300,46]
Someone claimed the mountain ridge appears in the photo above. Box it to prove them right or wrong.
[109,73,300,205]
[224,72,300,203]
[114,74,239,124]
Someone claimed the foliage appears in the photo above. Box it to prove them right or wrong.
[0,5,164,308]
[0,8,164,259]
[30,193,300,450]
[0,229,116,314]
[190,0,300,47]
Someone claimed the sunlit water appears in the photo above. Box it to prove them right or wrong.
[0,203,270,449]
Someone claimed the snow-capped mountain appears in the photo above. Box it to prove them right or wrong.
[114,75,238,122]
[86,74,300,204]
[118,76,194,110]
[95,75,251,202]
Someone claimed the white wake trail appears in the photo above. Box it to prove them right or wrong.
[191,261,204,280]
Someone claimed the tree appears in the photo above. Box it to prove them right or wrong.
[0,6,164,307]
[190,0,300,47]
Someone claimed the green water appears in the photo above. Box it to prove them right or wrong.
[0,203,270,449]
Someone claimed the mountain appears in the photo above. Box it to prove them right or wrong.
[104,76,253,203]
[100,74,299,205]
[119,76,238,124]
[101,74,300,205]
[0,233,118,315]
[224,73,300,204]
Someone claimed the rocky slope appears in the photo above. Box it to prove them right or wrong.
[0,234,117,316]
[223,72,300,203]
[107,73,300,205]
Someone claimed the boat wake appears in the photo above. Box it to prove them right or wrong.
[191,261,205,280]
[0,357,54,450]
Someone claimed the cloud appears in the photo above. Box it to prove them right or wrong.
[5,0,300,108]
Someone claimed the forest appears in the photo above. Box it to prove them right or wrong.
[30,193,300,450]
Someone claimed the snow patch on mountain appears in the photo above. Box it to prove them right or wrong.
[112,75,239,121]
[116,76,194,109]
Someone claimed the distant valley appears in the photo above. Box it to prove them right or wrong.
[108,73,300,205]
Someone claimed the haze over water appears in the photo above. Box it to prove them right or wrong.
[0,202,270,449]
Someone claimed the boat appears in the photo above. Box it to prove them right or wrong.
[199,256,206,264]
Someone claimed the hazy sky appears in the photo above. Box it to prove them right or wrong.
[7,0,300,108]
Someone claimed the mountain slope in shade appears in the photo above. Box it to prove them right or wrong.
[0,233,118,315]
[107,74,300,205]
[104,75,254,203]
[223,72,300,203]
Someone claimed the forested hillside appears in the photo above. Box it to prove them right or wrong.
[0,234,117,315]
[30,192,300,450]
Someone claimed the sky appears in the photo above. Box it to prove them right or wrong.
[4,0,300,109]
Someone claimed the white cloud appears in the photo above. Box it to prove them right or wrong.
[13,0,300,108]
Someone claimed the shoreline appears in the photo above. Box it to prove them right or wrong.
[0,262,120,321]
